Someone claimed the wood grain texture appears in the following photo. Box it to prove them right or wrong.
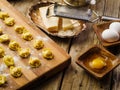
[10,0,72,90]
[104,0,120,17]
[8,0,120,90]
[0,0,71,90]
[61,0,118,90]
[104,0,120,90]
[61,24,112,90]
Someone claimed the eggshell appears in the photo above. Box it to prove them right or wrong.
[101,29,119,42]
[109,22,120,34]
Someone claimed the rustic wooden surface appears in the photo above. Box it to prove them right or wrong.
[0,0,71,90]
[9,0,120,90]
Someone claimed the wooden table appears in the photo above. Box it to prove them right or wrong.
[9,0,120,90]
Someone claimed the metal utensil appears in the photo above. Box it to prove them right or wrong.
[46,3,120,22]
[46,3,97,22]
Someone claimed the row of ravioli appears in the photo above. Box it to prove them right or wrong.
[0,10,33,41]
[0,10,54,59]
[0,10,54,85]
[0,44,54,85]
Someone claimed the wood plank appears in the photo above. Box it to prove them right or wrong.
[9,0,120,90]
[0,0,71,89]
[112,66,120,90]
[95,0,106,16]
[10,0,72,90]
[61,24,111,90]
[104,0,120,17]
[104,0,120,90]
[61,0,114,90]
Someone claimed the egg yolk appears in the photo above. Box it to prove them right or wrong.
[90,57,106,69]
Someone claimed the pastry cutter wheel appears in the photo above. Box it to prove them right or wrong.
[46,3,120,22]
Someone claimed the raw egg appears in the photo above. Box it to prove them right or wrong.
[109,22,120,34]
[101,29,119,42]
[89,57,106,69]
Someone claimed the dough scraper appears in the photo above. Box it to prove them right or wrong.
[46,3,120,22]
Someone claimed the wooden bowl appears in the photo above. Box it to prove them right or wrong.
[27,0,86,38]
[76,45,120,79]
[93,21,120,46]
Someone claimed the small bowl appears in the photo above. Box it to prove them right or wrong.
[93,21,120,47]
[76,45,120,79]
[28,1,86,38]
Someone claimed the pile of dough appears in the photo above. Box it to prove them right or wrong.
[9,40,20,51]
[0,34,10,43]
[29,57,41,68]
[39,6,74,32]
[0,11,9,20]
[0,75,6,85]
[18,48,30,58]
[0,28,3,35]
[3,55,14,67]
[0,47,5,58]
[42,48,54,59]
[22,32,33,41]
[10,66,22,78]
[4,17,15,26]
[33,39,44,49]
[14,25,26,34]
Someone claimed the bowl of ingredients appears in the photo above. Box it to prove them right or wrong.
[76,45,120,79]
[93,21,120,46]
[28,0,86,38]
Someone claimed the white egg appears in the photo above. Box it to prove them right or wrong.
[101,29,119,42]
[109,22,120,34]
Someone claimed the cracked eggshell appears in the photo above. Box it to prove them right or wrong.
[109,22,120,34]
[101,29,119,42]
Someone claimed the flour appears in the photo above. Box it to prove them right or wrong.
[14,56,20,62]
[0,63,7,74]
[36,36,42,40]
[90,0,96,5]
[3,73,10,77]
[26,66,31,70]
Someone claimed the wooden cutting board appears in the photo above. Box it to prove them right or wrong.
[0,0,71,90]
